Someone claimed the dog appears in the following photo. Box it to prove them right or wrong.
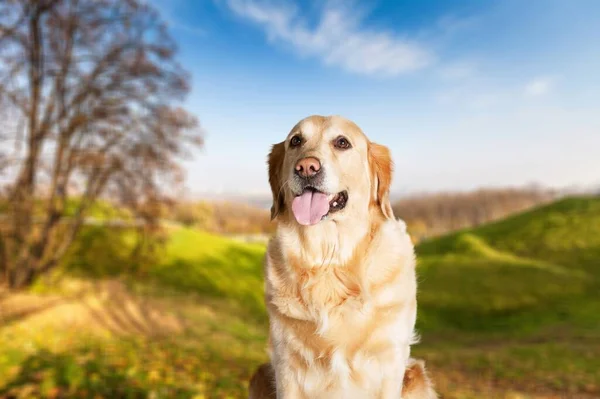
[249,115,437,398]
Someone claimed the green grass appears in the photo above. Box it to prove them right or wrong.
[2,226,269,398]
[64,198,134,220]
[412,197,600,396]
[59,226,268,321]
[150,228,267,321]
[1,196,600,398]
[0,294,269,398]
[418,197,600,270]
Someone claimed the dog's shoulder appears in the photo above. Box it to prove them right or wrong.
[378,217,410,236]
[363,217,417,295]
[371,217,415,256]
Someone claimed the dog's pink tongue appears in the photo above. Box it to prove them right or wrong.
[291,191,329,226]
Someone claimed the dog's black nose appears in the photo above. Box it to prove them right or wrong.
[295,157,321,178]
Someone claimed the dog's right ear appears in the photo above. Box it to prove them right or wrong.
[267,142,286,220]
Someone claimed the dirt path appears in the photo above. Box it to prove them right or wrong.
[0,280,184,337]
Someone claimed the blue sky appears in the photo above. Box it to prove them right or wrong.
[149,0,600,197]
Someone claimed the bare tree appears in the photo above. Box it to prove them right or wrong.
[0,0,203,288]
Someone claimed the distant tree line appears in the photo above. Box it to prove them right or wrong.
[169,200,275,235]
[393,187,558,242]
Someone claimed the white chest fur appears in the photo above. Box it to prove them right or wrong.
[267,219,418,398]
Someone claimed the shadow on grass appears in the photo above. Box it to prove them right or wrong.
[83,280,187,337]
[0,348,197,398]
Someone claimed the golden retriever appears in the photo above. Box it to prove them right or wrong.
[249,115,437,398]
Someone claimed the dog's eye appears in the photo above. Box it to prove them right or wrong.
[290,135,302,148]
[334,136,351,150]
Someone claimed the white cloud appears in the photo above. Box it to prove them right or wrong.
[223,0,433,77]
[524,76,555,97]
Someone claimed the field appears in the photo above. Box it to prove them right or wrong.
[1,197,599,398]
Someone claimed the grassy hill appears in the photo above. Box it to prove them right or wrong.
[413,197,600,396]
[1,197,599,398]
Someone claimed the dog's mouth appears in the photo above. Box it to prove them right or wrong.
[328,190,348,213]
[291,187,348,226]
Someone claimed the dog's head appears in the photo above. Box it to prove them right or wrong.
[268,115,395,226]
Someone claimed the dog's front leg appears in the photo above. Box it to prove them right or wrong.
[379,366,405,399]
[378,343,410,399]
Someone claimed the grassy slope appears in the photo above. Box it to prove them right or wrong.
[1,197,599,398]
[413,197,600,397]
[1,228,269,398]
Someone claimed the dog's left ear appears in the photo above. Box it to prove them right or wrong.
[267,141,286,220]
[368,142,395,220]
